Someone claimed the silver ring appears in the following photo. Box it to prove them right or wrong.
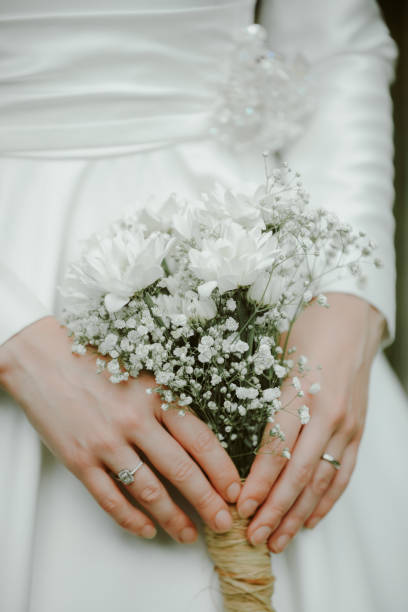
[321,453,341,470]
[115,461,144,485]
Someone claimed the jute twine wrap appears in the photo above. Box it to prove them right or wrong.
[204,504,276,612]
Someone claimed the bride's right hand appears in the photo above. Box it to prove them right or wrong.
[0,316,242,543]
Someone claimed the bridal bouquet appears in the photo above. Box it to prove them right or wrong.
[60,154,378,612]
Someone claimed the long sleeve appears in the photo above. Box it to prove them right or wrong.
[259,0,398,346]
[0,263,50,346]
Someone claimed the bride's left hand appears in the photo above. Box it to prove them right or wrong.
[236,293,385,553]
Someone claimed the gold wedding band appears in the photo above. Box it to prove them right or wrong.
[320,453,341,470]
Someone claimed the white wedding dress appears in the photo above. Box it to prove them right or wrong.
[0,1,407,611]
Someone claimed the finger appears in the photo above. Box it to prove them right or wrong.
[103,443,198,544]
[247,408,333,546]
[162,409,241,503]
[80,465,157,539]
[266,432,347,553]
[237,408,301,520]
[304,439,359,529]
[132,421,233,533]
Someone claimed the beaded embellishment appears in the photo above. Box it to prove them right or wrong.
[209,24,314,151]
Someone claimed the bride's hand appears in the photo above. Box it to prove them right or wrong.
[236,293,385,552]
[0,316,242,544]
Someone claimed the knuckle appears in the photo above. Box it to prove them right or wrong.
[99,495,121,516]
[196,487,217,512]
[114,404,145,431]
[284,517,302,538]
[64,446,93,474]
[171,458,196,483]
[192,429,214,454]
[117,514,136,532]
[329,402,347,428]
[292,463,313,489]
[312,473,333,496]
[343,417,358,438]
[267,502,286,521]
[88,431,120,456]
[248,479,272,503]
[139,483,163,504]
[272,454,287,470]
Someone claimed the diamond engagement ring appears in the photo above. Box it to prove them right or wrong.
[320,453,341,470]
[115,461,144,485]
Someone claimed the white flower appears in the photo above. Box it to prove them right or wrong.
[72,343,86,355]
[199,335,214,347]
[224,317,239,331]
[199,182,264,230]
[248,270,288,307]
[309,382,321,395]
[61,228,174,313]
[226,298,237,311]
[263,387,281,402]
[274,364,287,378]
[235,387,259,400]
[317,294,329,307]
[135,193,201,240]
[269,423,285,440]
[153,291,216,323]
[189,221,279,293]
[298,404,310,424]
[292,376,301,391]
[233,340,249,353]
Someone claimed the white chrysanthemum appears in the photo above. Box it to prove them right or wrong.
[199,182,264,230]
[61,228,174,313]
[134,193,201,240]
[189,221,279,294]
[248,270,288,307]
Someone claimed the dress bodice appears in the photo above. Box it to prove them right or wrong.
[0,0,255,154]
[0,0,399,350]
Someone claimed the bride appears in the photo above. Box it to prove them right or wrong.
[0,1,407,611]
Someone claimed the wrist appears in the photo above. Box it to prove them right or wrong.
[0,315,57,391]
[367,304,386,355]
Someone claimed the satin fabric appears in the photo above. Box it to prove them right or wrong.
[0,0,399,346]
[0,2,407,611]
[0,0,253,154]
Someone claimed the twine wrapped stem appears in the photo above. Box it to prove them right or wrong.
[204,495,276,612]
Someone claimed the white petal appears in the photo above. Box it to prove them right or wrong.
[104,293,130,313]
[197,280,218,299]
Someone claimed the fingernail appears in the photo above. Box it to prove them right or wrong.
[271,534,290,553]
[179,527,197,543]
[306,517,320,529]
[250,525,272,546]
[238,498,258,519]
[227,482,241,503]
[141,525,157,539]
[215,509,232,532]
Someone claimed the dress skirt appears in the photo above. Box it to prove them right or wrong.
[0,139,407,612]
